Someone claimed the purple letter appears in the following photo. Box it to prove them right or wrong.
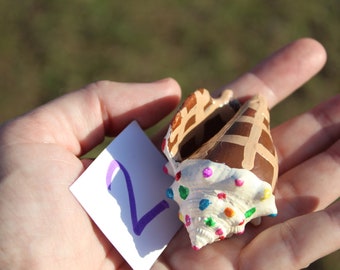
[106,160,170,236]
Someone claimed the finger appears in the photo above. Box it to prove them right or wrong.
[240,202,340,270]
[215,38,327,108]
[275,138,340,220]
[2,78,181,155]
[273,94,340,173]
[152,38,325,147]
[271,96,340,220]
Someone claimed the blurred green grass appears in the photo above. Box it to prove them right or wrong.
[0,1,339,268]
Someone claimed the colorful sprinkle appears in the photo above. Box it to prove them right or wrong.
[192,246,200,251]
[166,188,174,199]
[261,188,271,201]
[202,167,213,178]
[185,214,191,227]
[162,165,168,175]
[178,212,184,223]
[215,228,224,236]
[215,228,223,235]
[245,207,256,218]
[179,185,189,200]
[234,179,244,187]
[199,199,211,210]
[224,207,235,217]
[204,217,216,227]
[175,171,181,181]
[268,213,278,217]
[238,219,245,226]
[216,229,225,240]
[217,192,226,199]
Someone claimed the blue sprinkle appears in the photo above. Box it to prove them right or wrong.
[268,213,278,217]
[166,188,174,199]
[199,199,211,211]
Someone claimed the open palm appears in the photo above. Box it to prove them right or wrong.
[0,38,339,270]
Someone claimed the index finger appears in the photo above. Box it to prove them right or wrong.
[153,38,327,148]
[215,38,327,108]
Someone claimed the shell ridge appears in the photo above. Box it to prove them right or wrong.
[169,159,277,249]
[241,95,268,170]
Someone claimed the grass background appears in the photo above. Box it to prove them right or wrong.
[0,1,339,268]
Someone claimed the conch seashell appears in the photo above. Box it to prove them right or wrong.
[162,89,278,250]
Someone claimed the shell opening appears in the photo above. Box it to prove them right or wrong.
[178,103,239,160]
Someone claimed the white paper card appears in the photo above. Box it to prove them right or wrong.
[70,121,181,270]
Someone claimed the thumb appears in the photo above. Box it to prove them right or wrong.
[1,78,181,156]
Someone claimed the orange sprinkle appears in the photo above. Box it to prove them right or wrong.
[224,207,235,217]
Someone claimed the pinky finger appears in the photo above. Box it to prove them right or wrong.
[240,202,340,270]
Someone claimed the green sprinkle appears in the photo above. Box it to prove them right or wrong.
[245,207,256,218]
[204,217,216,227]
[179,185,189,200]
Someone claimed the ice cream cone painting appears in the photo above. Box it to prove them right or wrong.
[162,89,278,249]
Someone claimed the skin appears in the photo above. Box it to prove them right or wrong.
[0,38,339,270]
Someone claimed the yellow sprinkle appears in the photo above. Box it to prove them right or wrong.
[178,212,184,223]
[261,188,271,201]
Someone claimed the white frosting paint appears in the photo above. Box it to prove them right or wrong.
[167,159,277,249]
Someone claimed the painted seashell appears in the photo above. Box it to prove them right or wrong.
[162,88,278,249]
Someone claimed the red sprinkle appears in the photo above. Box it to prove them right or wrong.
[185,214,191,227]
[192,246,200,251]
[162,165,168,174]
[217,192,226,199]
[175,171,181,181]
[235,179,244,187]
[215,228,223,235]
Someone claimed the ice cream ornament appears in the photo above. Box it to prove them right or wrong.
[162,88,278,250]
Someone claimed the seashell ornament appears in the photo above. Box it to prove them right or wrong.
[162,88,278,250]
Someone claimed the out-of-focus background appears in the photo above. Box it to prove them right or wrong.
[0,1,339,268]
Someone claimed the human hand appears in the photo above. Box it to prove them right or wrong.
[155,38,340,270]
[0,79,181,269]
[0,38,338,270]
